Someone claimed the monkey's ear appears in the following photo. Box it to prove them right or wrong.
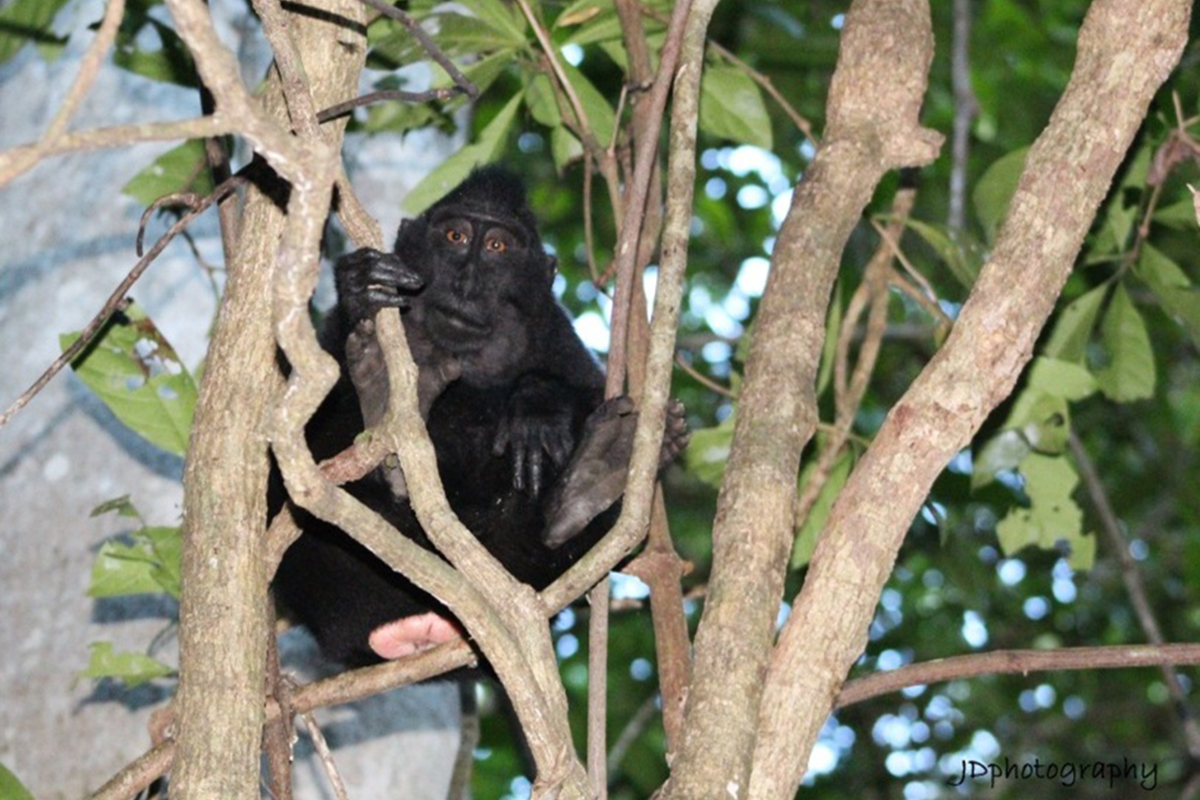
[545,254,558,281]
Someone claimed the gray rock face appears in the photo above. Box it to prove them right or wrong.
[0,2,463,796]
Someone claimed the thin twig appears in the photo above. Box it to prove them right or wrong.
[354,0,479,99]
[606,693,659,779]
[583,165,602,285]
[0,115,232,188]
[948,0,978,234]
[0,175,245,430]
[706,39,816,147]
[675,353,735,398]
[298,712,351,800]
[838,643,1200,709]
[45,0,127,140]
[587,577,611,800]
[264,615,296,800]
[317,87,465,122]
[1069,432,1200,757]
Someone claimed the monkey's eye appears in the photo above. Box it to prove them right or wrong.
[445,228,469,245]
[485,237,507,253]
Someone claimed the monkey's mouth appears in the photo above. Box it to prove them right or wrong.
[428,303,491,338]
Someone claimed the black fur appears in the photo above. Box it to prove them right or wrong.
[273,167,686,667]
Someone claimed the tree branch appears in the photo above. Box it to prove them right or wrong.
[750,2,1191,798]
[664,1,943,797]
[838,644,1200,708]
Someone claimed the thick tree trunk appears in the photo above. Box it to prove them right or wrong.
[171,3,367,798]
[748,2,1191,799]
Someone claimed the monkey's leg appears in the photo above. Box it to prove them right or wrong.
[541,397,689,548]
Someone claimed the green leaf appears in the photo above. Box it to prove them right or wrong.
[975,382,1075,490]
[0,762,36,800]
[113,18,197,86]
[80,643,175,688]
[1043,284,1108,363]
[550,126,583,173]
[90,495,142,521]
[815,280,842,398]
[1087,142,1150,259]
[684,413,735,489]
[699,64,772,150]
[792,450,853,569]
[995,453,1093,570]
[525,73,562,128]
[1134,242,1200,347]
[1095,284,1155,402]
[1027,356,1097,402]
[561,62,615,147]
[60,303,197,456]
[122,139,214,207]
[1152,195,1200,230]
[555,0,610,28]
[1005,388,1070,453]
[89,526,183,599]
[972,430,1031,491]
[0,0,70,65]
[430,47,515,94]
[898,218,982,288]
[403,93,522,214]
[972,148,1027,243]
[455,0,527,44]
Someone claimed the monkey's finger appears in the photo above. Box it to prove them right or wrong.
[365,286,415,310]
[527,447,544,497]
[544,430,571,468]
[511,444,526,492]
[492,421,511,457]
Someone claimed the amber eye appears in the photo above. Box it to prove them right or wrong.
[446,228,468,244]
[486,237,507,253]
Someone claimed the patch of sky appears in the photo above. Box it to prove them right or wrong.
[1022,596,1049,620]
[997,558,1026,586]
[518,132,543,153]
[630,658,653,681]
[961,610,988,648]
[736,256,770,296]
[702,340,732,365]
[776,600,791,630]
[1130,538,1149,560]
[552,607,575,632]
[610,572,650,600]
[947,448,973,475]
[556,633,579,659]
[574,310,610,352]
[561,43,583,66]
[501,776,532,800]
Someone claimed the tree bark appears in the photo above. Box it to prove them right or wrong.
[660,2,941,798]
[748,2,1191,798]
[171,2,367,798]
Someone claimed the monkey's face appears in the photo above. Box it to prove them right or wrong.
[386,211,551,388]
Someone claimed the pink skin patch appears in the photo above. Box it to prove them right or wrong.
[369,612,461,659]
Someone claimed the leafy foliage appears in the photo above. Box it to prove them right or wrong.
[60,303,197,456]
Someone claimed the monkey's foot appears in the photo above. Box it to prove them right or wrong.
[368,612,461,659]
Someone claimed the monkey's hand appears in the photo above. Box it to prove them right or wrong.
[336,248,424,325]
[492,376,576,497]
[542,397,689,548]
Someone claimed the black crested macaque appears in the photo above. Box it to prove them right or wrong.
[273,167,688,666]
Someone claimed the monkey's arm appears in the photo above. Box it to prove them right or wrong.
[334,249,459,499]
[345,318,461,499]
[541,396,689,548]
